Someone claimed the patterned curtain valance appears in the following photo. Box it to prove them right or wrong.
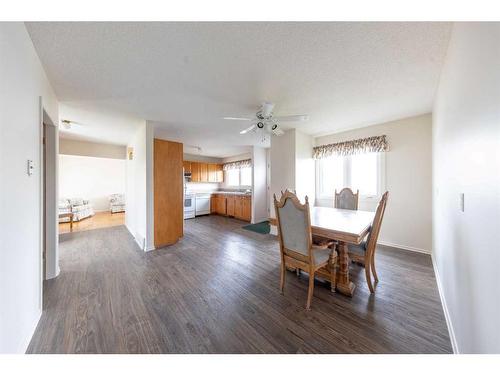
[313,135,388,159]
[223,159,252,170]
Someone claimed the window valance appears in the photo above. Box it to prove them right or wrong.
[223,159,252,170]
[313,135,388,159]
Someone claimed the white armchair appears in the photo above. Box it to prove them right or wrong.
[109,194,125,213]
[58,198,95,222]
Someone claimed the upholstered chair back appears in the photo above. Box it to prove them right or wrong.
[334,188,359,210]
[274,190,312,258]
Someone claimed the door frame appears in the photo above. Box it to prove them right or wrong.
[38,97,59,309]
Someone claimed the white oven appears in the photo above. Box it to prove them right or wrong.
[184,193,195,219]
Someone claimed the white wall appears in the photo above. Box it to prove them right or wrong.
[0,23,59,353]
[269,129,315,235]
[315,114,432,253]
[59,138,126,159]
[59,155,126,211]
[270,130,296,213]
[125,124,148,250]
[295,129,315,205]
[433,23,500,353]
[252,146,268,223]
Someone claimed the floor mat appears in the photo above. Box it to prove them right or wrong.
[242,220,271,234]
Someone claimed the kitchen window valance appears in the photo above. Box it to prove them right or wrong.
[313,135,388,159]
[223,159,252,170]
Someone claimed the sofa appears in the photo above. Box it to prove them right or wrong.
[58,198,95,222]
[109,194,126,213]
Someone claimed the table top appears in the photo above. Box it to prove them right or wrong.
[310,207,374,244]
[271,206,375,244]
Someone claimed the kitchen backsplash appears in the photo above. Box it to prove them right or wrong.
[186,182,220,193]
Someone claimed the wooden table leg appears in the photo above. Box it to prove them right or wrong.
[69,213,73,232]
[336,241,356,297]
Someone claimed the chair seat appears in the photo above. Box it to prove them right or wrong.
[312,247,331,265]
[348,239,367,256]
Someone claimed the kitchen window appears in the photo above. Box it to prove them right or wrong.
[316,152,385,200]
[226,166,252,187]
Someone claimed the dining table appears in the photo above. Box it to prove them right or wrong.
[270,206,375,297]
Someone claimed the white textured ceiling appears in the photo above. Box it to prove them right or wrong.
[26,22,451,156]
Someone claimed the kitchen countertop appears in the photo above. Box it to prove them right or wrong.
[191,191,251,196]
[215,191,251,196]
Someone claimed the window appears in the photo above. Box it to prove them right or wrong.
[240,167,252,186]
[317,152,384,199]
[226,169,240,186]
[226,167,252,187]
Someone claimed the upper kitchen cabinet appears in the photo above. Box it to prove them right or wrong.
[199,163,208,182]
[208,163,217,182]
[215,164,224,182]
[184,161,224,183]
[191,162,200,182]
[182,160,192,174]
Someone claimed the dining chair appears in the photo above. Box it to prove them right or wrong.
[348,191,389,293]
[274,190,338,310]
[312,187,359,255]
[334,188,359,210]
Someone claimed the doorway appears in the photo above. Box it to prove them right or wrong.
[40,104,59,304]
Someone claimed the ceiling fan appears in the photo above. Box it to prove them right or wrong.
[60,119,85,130]
[223,102,309,136]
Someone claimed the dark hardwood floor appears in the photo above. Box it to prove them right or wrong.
[27,215,452,353]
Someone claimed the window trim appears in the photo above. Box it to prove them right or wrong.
[315,152,386,202]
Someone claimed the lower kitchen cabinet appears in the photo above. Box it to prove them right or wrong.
[209,194,251,222]
[226,196,235,216]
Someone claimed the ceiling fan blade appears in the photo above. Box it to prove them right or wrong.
[223,117,253,121]
[273,114,309,122]
[240,124,256,134]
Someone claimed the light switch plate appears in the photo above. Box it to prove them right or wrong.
[27,160,34,176]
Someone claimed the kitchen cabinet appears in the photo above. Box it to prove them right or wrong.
[233,195,251,221]
[184,161,224,183]
[226,196,235,216]
[215,194,226,215]
[191,162,200,182]
[233,196,243,219]
[200,163,208,182]
[208,163,217,182]
[210,195,217,213]
[242,196,251,221]
[182,161,191,174]
[215,164,224,182]
[210,193,251,222]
